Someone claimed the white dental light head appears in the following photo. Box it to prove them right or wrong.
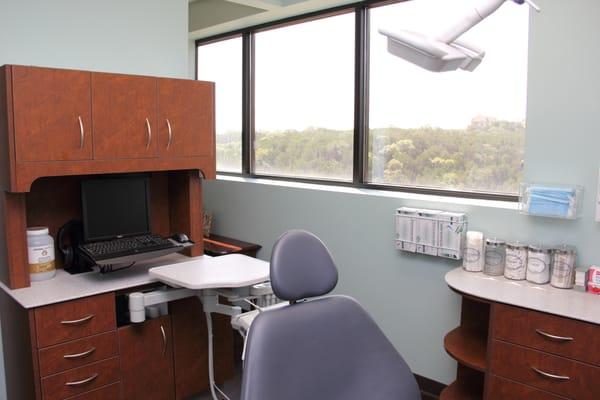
[379,0,540,73]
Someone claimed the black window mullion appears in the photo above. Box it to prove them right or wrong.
[242,32,255,175]
[353,6,369,185]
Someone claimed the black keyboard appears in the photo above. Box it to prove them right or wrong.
[80,234,177,261]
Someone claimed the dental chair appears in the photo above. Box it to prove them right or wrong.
[240,230,421,400]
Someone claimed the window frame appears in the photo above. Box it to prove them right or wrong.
[195,0,522,202]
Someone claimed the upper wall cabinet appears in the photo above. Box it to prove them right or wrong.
[12,66,93,162]
[158,79,214,158]
[92,73,158,159]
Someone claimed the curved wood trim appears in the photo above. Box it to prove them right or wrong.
[444,327,487,372]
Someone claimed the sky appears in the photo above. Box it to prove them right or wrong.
[197,0,530,133]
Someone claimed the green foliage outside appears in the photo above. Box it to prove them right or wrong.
[216,118,524,194]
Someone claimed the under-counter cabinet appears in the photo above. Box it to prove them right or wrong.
[443,268,600,400]
[119,315,175,400]
[11,66,93,162]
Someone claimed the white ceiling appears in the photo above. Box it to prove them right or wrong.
[189,0,359,39]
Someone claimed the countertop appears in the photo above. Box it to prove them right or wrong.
[446,267,600,325]
[0,253,193,309]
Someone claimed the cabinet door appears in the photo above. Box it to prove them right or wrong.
[119,315,175,400]
[157,78,214,158]
[12,66,92,162]
[92,73,158,159]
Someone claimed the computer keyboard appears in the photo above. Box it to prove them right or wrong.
[80,234,178,261]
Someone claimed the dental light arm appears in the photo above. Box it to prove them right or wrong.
[379,0,540,72]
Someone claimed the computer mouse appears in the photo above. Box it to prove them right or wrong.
[172,233,190,243]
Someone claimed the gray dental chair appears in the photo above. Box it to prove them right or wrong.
[240,230,421,400]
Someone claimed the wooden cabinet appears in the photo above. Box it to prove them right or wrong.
[158,78,214,158]
[119,315,175,400]
[92,73,158,159]
[443,294,600,400]
[11,66,92,162]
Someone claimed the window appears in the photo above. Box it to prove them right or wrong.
[196,0,529,199]
[368,0,528,194]
[254,13,355,181]
[197,36,243,172]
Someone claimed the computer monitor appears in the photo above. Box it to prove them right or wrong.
[81,175,151,242]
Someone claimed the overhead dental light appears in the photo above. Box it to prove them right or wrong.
[378,0,540,72]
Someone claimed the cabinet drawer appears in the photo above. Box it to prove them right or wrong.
[41,356,120,400]
[490,340,600,399]
[492,304,600,366]
[486,375,567,399]
[39,331,118,377]
[65,382,122,400]
[35,294,115,348]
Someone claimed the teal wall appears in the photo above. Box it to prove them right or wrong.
[203,0,600,384]
[0,1,188,397]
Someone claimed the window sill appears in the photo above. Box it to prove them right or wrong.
[213,174,519,211]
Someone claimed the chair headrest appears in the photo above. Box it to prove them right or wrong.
[270,230,338,302]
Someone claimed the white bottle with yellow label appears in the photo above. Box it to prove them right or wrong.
[27,227,56,282]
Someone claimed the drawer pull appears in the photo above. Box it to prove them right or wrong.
[166,119,173,150]
[531,366,570,381]
[145,117,152,149]
[60,314,95,325]
[160,324,167,356]
[63,347,96,360]
[65,373,99,387]
[535,329,574,342]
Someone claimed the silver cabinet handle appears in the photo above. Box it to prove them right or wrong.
[536,329,574,342]
[145,117,152,149]
[160,324,167,356]
[63,347,96,360]
[531,366,570,381]
[77,116,84,150]
[166,119,173,150]
[65,373,99,387]
[60,314,94,325]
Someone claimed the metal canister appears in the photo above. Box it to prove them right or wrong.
[504,242,528,280]
[484,238,506,276]
[526,245,552,284]
[550,246,577,289]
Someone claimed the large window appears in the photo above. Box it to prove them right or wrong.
[254,13,355,180]
[197,36,243,172]
[196,0,529,199]
[368,0,528,193]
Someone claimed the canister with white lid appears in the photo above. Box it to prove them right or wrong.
[27,227,56,281]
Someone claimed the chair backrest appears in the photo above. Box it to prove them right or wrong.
[240,230,420,400]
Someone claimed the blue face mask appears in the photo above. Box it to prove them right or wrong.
[526,186,576,218]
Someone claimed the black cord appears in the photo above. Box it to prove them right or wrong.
[97,262,136,274]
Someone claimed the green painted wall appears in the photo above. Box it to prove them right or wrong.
[203,0,600,384]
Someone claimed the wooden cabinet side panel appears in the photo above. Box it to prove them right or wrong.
[0,66,15,192]
[0,290,38,400]
[0,191,29,288]
[168,171,203,257]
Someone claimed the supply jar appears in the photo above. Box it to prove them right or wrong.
[551,246,577,289]
[504,242,528,280]
[526,245,552,284]
[463,231,485,272]
[27,227,56,281]
[484,239,506,276]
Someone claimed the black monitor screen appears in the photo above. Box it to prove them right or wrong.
[81,175,151,242]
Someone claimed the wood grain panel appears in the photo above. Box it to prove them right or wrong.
[489,339,600,399]
[92,73,158,159]
[34,293,116,348]
[492,303,600,366]
[41,356,120,400]
[0,191,29,288]
[38,331,118,377]
[12,66,92,162]
[158,78,214,158]
[486,375,567,400]
[169,170,203,257]
[119,315,175,400]
[64,382,122,400]
[0,65,15,191]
